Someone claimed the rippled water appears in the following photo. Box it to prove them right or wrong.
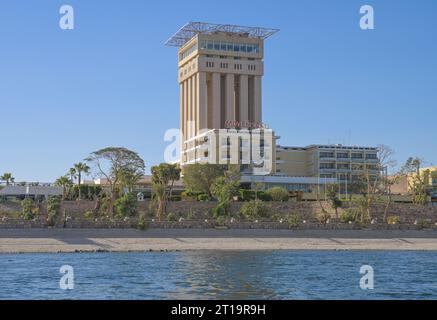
[1,251,437,299]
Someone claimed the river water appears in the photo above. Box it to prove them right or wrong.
[1,251,436,299]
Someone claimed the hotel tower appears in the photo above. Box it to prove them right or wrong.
[166,22,279,173]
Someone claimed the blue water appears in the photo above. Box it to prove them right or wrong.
[0,251,436,299]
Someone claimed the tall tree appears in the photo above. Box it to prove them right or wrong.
[377,145,398,222]
[182,164,226,197]
[55,175,71,200]
[68,168,77,184]
[117,167,144,193]
[151,163,181,221]
[0,173,15,186]
[74,162,90,200]
[401,157,429,205]
[85,147,145,214]
[326,183,342,219]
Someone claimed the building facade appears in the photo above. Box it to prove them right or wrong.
[166,22,278,173]
[276,144,380,183]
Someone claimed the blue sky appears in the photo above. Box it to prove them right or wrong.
[0,0,436,182]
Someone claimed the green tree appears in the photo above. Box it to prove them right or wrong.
[85,147,145,215]
[55,175,72,200]
[182,164,226,197]
[326,184,342,219]
[401,157,429,205]
[210,168,241,217]
[117,167,143,193]
[73,162,90,200]
[266,187,289,202]
[151,163,181,221]
[68,168,77,184]
[114,193,137,219]
[0,173,15,186]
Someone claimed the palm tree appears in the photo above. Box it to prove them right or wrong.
[0,173,15,186]
[55,175,71,200]
[74,162,90,200]
[68,168,77,184]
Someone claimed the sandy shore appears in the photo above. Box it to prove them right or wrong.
[1,228,437,253]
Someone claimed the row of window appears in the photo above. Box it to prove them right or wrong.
[180,44,197,61]
[319,152,378,160]
[206,61,256,71]
[320,163,380,170]
[200,40,260,54]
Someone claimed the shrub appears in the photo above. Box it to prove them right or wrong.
[137,214,149,230]
[181,191,203,201]
[240,199,270,219]
[84,210,94,220]
[239,189,255,201]
[21,198,38,220]
[340,209,356,223]
[47,196,62,226]
[212,201,230,218]
[257,191,272,201]
[417,218,432,229]
[316,211,331,225]
[167,212,177,222]
[267,187,289,202]
[387,216,401,225]
[114,193,137,219]
[215,215,227,227]
[169,195,182,201]
[287,214,300,228]
[197,194,210,202]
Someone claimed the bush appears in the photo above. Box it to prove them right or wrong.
[197,194,210,202]
[181,191,204,201]
[316,211,331,224]
[387,216,401,225]
[417,218,432,229]
[267,187,289,202]
[215,215,228,227]
[258,191,272,201]
[287,214,300,228]
[239,190,272,201]
[212,201,230,218]
[240,199,270,219]
[21,198,38,220]
[114,193,137,219]
[239,189,255,201]
[169,195,182,201]
[47,196,62,226]
[340,209,356,223]
[137,214,149,230]
[167,212,177,222]
[84,210,94,220]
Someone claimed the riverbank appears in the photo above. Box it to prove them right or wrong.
[1,228,437,253]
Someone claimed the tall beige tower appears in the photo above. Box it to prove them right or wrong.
[166,22,278,169]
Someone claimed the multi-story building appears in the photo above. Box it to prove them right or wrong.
[276,144,380,183]
[166,22,380,193]
[166,22,278,174]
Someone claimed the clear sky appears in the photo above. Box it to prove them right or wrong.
[1,0,436,182]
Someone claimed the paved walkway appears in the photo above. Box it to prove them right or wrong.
[1,229,437,253]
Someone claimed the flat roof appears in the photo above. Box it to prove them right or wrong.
[278,144,378,151]
[165,22,279,48]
